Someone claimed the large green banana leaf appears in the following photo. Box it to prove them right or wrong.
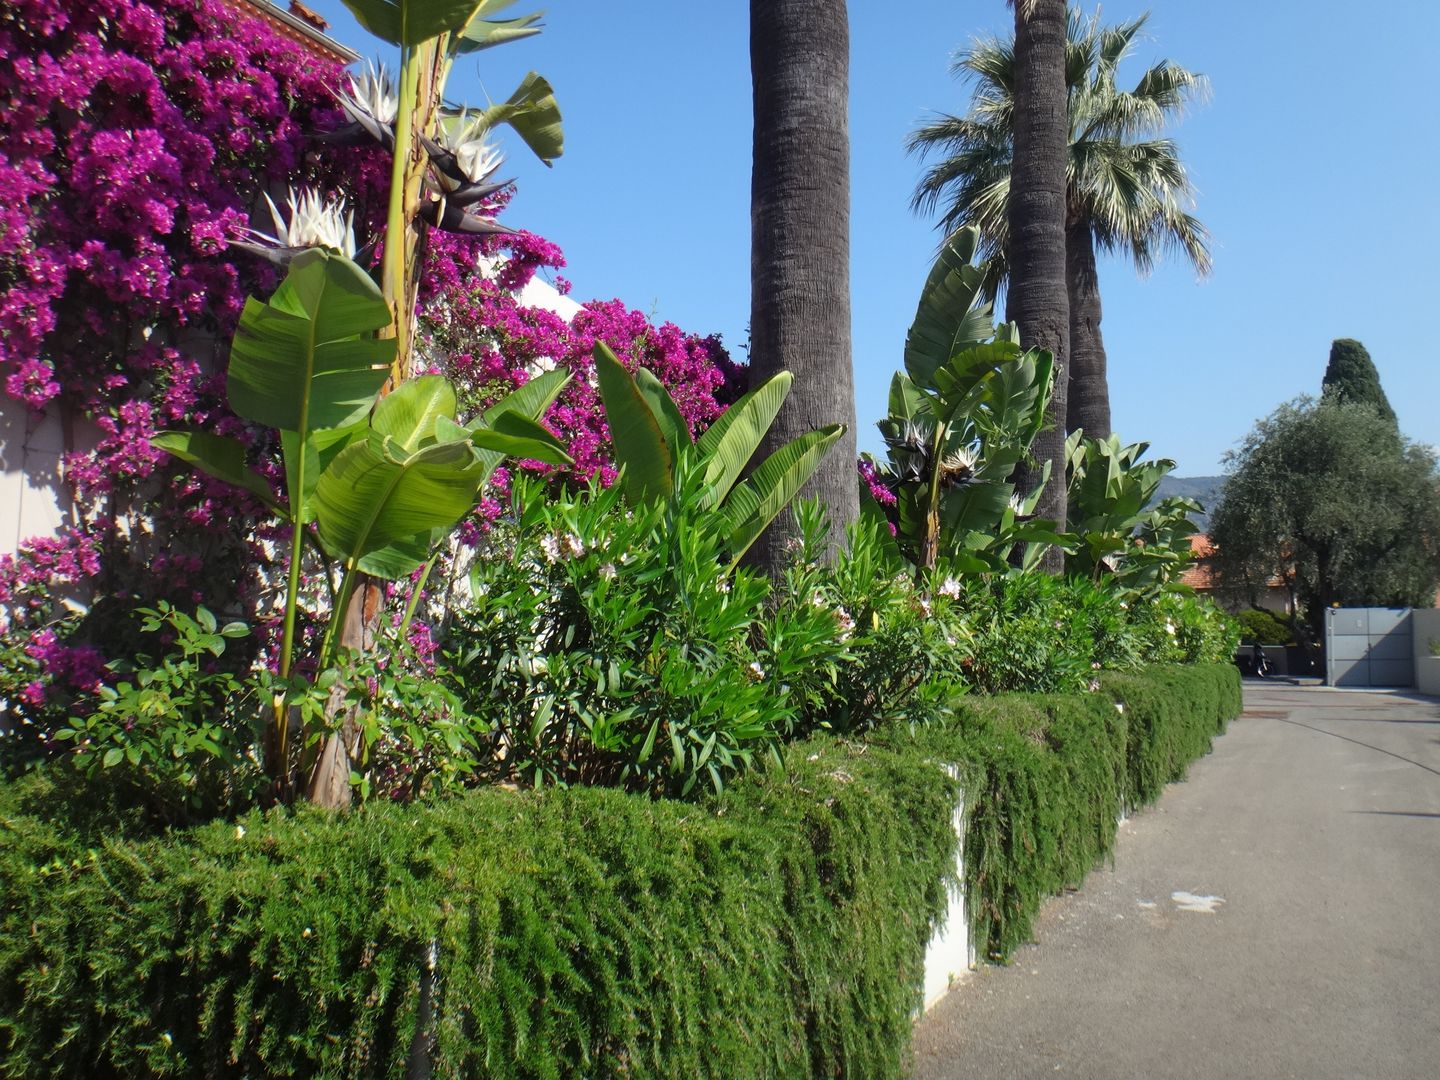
[635,366,693,455]
[723,425,844,562]
[149,431,283,515]
[593,342,673,504]
[904,227,996,390]
[311,433,487,579]
[475,72,564,164]
[696,372,792,508]
[340,0,491,46]
[469,368,572,476]
[226,249,394,434]
[372,374,458,451]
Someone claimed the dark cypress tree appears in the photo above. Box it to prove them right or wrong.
[1321,338,1396,423]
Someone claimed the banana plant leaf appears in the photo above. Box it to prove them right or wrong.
[723,425,844,563]
[635,366,693,455]
[371,374,458,451]
[468,368,571,476]
[226,249,394,434]
[340,0,490,46]
[149,431,283,515]
[453,9,542,53]
[311,432,487,579]
[904,227,996,390]
[593,342,672,504]
[696,371,792,508]
[476,72,563,164]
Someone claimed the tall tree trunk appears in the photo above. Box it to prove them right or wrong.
[748,0,858,570]
[1007,0,1070,572]
[1065,218,1110,440]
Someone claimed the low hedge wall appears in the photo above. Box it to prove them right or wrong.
[0,663,1239,1078]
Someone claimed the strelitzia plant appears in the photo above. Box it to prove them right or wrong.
[155,248,570,799]
[870,227,1063,574]
[334,0,564,376]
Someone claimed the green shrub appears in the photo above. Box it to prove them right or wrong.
[1,664,1240,1077]
[1234,607,1294,646]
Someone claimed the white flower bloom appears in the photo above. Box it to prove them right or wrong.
[747,661,766,680]
[810,589,828,608]
[598,562,617,580]
[245,187,356,257]
[938,576,961,600]
[438,112,504,185]
[562,532,585,558]
[539,534,562,563]
[1007,492,1027,515]
[916,597,933,619]
[338,61,398,127]
[1088,678,1102,693]
[1165,621,1177,636]
[833,607,855,641]
[234,825,246,840]
[716,578,731,594]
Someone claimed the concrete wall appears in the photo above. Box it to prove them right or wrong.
[0,395,73,557]
[922,766,973,1011]
[1413,609,1440,696]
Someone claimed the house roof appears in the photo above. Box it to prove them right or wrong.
[221,0,360,65]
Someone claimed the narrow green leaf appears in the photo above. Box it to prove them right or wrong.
[696,372,792,507]
[150,431,284,515]
[725,425,845,562]
[592,342,672,504]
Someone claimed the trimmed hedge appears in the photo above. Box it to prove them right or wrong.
[0,664,1239,1078]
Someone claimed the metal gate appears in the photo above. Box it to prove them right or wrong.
[1325,608,1414,687]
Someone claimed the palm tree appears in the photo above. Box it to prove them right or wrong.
[1005,0,1071,570]
[747,0,858,570]
[909,7,1210,441]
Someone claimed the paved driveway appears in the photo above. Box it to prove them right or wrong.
[910,681,1440,1080]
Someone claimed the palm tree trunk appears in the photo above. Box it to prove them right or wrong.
[748,0,858,571]
[1065,218,1110,440]
[1007,0,1070,572]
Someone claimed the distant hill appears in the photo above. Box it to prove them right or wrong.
[1154,475,1226,531]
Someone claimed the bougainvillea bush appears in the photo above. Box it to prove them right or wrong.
[0,0,740,762]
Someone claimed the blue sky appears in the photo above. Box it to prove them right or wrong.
[307,0,1439,475]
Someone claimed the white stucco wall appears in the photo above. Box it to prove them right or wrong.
[0,395,72,557]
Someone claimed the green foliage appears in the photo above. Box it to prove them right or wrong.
[444,470,854,796]
[592,342,844,563]
[872,228,1061,572]
[50,604,262,821]
[154,250,570,790]
[1321,338,1395,423]
[1234,608,1294,646]
[0,664,1240,1077]
[1209,396,1440,639]
[1064,431,1200,595]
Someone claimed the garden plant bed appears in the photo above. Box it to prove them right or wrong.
[1,663,1239,1079]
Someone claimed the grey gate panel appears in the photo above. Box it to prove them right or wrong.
[1326,608,1414,687]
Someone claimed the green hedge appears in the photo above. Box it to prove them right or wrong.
[0,664,1239,1078]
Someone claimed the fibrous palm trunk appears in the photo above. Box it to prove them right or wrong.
[1065,218,1110,440]
[748,0,858,570]
[1007,0,1070,571]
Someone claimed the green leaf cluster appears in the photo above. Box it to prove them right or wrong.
[1064,430,1200,596]
[592,342,844,564]
[870,228,1060,573]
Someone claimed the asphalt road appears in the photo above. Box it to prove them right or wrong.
[909,681,1440,1080]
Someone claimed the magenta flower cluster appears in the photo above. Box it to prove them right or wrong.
[421,229,742,489]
